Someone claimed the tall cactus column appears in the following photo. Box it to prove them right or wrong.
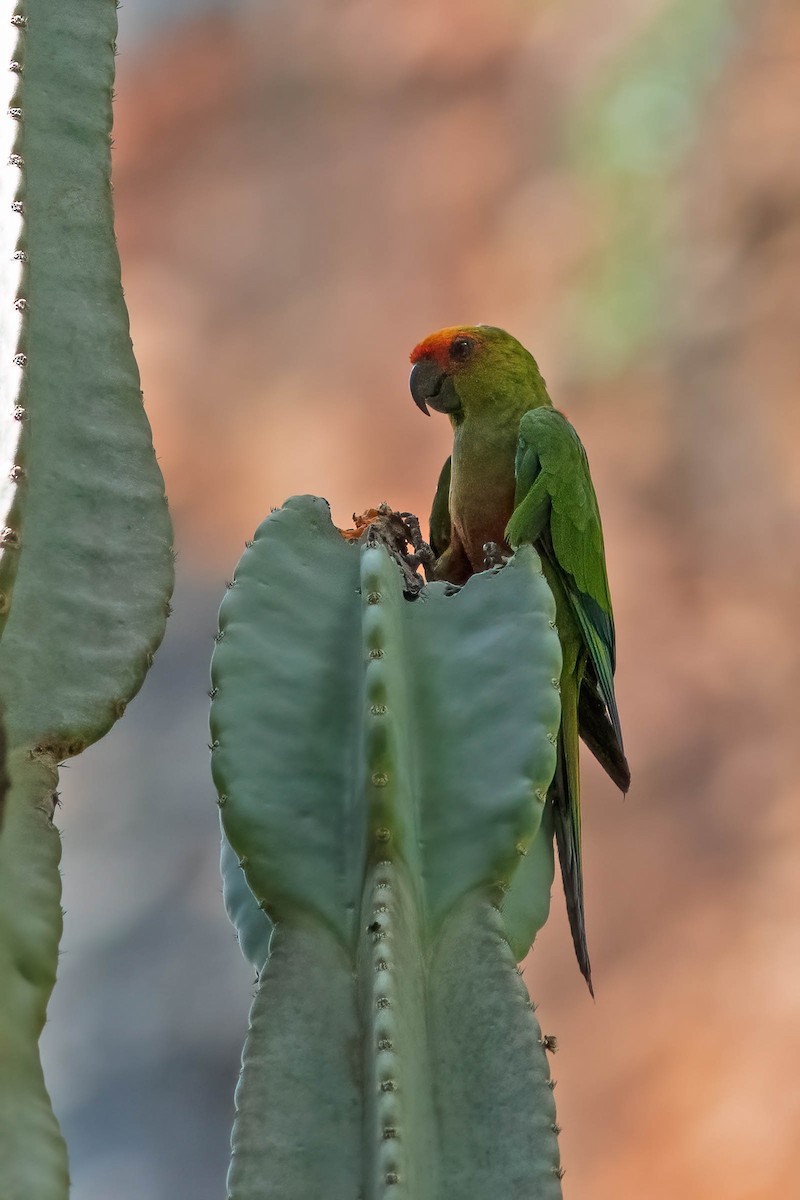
[0,4,174,1198]
[211,496,566,1199]
[358,542,438,1198]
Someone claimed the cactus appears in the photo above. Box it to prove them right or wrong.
[211,496,565,1199]
[0,3,173,1198]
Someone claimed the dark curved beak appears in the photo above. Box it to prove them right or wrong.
[409,359,445,416]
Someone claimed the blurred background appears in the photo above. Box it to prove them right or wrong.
[42,0,800,1196]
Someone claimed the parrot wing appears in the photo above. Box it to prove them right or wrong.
[578,668,631,792]
[507,406,626,761]
[429,456,452,560]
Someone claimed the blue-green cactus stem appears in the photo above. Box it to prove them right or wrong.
[430,895,563,1197]
[0,0,174,755]
[359,860,436,1200]
[211,497,565,1197]
[357,545,436,1198]
[212,498,363,941]
[0,4,173,1196]
[226,918,361,1200]
[0,750,68,1200]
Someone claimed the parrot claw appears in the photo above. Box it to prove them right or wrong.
[482,541,507,570]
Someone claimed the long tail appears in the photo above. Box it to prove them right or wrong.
[552,672,593,995]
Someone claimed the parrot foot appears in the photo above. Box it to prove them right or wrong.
[482,541,508,570]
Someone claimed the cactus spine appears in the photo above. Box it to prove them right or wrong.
[211,496,565,1198]
[0,3,173,1197]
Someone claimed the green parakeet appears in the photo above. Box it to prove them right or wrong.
[409,325,629,993]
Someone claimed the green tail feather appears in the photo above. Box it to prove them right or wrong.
[552,670,593,996]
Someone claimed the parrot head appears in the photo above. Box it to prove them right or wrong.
[409,325,549,421]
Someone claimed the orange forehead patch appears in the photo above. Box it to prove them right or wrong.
[409,326,482,366]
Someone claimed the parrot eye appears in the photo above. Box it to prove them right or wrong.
[449,337,475,363]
